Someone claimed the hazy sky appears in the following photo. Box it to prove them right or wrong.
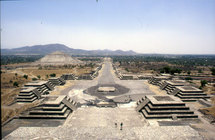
[1,0,215,54]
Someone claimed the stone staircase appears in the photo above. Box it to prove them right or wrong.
[19,95,78,119]
[49,77,66,86]
[136,95,198,119]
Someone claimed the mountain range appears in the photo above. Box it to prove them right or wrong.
[1,44,138,56]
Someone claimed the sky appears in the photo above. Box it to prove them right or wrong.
[1,0,215,54]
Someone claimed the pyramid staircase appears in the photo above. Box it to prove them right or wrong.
[19,95,78,119]
[49,77,66,86]
[17,87,41,103]
[136,95,198,119]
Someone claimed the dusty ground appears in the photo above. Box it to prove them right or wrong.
[1,64,97,124]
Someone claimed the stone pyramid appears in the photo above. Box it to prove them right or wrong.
[34,51,83,65]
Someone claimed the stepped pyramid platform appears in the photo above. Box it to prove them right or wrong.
[61,74,76,80]
[174,86,211,102]
[160,80,189,94]
[78,74,93,80]
[19,95,78,119]
[49,77,66,86]
[148,76,171,86]
[17,87,41,103]
[24,81,55,94]
[136,95,198,119]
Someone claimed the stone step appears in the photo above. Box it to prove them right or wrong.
[41,104,65,111]
[142,109,198,119]
[177,92,207,96]
[148,103,189,110]
[181,99,199,102]
[19,110,71,119]
[17,97,37,102]
[29,106,67,115]
[17,94,35,99]
[19,92,34,96]
[145,106,194,114]
[177,94,210,99]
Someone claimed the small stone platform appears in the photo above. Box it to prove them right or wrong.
[160,80,189,94]
[148,76,171,86]
[19,95,78,119]
[174,86,210,102]
[97,87,116,92]
[136,95,198,119]
[49,77,65,86]
[16,87,41,103]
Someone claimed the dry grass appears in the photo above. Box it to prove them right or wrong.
[1,72,31,106]
[18,67,95,80]
[1,101,39,124]
[144,81,167,95]
[199,96,215,118]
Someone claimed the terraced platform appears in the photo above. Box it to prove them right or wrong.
[136,95,198,119]
[61,74,76,80]
[175,86,211,102]
[49,77,66,86]
[19,95,78,119]
[17,87,41,103]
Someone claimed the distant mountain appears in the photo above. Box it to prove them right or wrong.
[1,44,138,56]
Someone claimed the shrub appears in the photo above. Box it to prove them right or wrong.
[211,68,215,75]
[49,73,56,77]
[200,80,207,88]
[185,77,192,80]
[13,81,19,87]
[37,75,41,79]
[23,74,28,79]
[32,78,38,81]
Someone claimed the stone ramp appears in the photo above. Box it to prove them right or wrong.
[19,95,77,119]
[136,95,198,119]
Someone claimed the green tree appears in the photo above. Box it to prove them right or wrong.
[32,78,38,81]
[49,73,56,77]
[211,68,215,75]
[163,66,171,73]
[23,74,28,79]
[37,75,41,79]
[200,80,207,88]
[13,81,19,87]
[185,77,192,80]
[187,71,191,75]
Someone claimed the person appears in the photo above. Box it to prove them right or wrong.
[120,122,123,130]
[115,122,117,128]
